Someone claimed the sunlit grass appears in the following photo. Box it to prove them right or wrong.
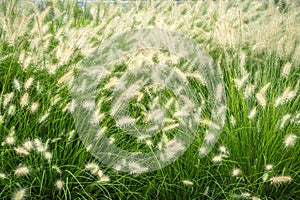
[0,0,299,199]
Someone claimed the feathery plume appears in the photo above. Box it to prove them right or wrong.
[275,86,297,107]
[162,139,185,161]
[244,84,255,99]
[52,165,62,174]
[255,93,267,108]
[58,70,73,85]
[270,176,292,185]
[55,179,65,190]
[204,132,216,144]
[33,138,48,153]
[116,116,136,127]
[12,188,26,200]
[281,62,292,77]
[23,140,33,151]
[233,73,249,89]
[215,83,223,102]
[97,175,110,183]
[199,147,207,156]
[219,146,228,154]
[13,79,21,91]
[14,146,29,156]
[3,92,14,107]
[262,173,269,182]
[284,134,297,148]
[255,83,271,107]
[43,151,52,161]
[232,168,241,177]
[230,115,236,126]
[279,114,291,129]
[0,172,6,179]
[128,161,149,174]
[200,119,220,130]
[30,102,39,113]
[259,83,271,95]
[85,162,100,175]
[14,166,30,176]
[212,154,223,163]
[8,104,16,116]
[20,92,29,107]
[162,123,179,132]
[266,164,273,171]
[5,134,16,145]
[182,180,194,186]
[24,77,34,90]
[38,111,50,123]
[248,107,257,119]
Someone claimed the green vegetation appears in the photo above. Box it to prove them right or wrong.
[0,0,299,199]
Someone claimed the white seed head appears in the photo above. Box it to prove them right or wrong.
[8,104,16,116]
[241,193,251,198]
[14,166,30,176]
[97,169,103,178]
[23,140,33,151]
[3,92,14,107]
[266,164,273,171]
[163,139,185,161]
[255,93,267,108]
[52,165,62,174]
[24,77,34,90]
[219,146,228,154]
[182,180,194,186]
[248,107,257,120]
[20,92,29,107]
[43,151,52,160]
[13,79,21,91]
[200,119,220,130]
[244,84,255,99]
[0,172,6,179]
[128,161,149,174]
[212,154,223,163]
[85,162,100,175]
[97,175,110,183]
[5,135,15,145]
[232,168,241,177]
[230,115,236,126]
[262,173,269,182]
[12,188,26,200]
[279,114,291,129]
[252,197,261,200]
[55,179,65,190]
[14,146,29,156]
[233,73,249,90]
[162,123,179,132]
[259,83,271,95]
[281,62,292,77]
[275,87,297,107]
[58,70,73,85]
[30,102,39,113]
[116,116,136,127]
[204,132,216,144]
[38,112,50,123]
[199,147,207,155]
[284,134,297,148]
[34,138,48,152]
[270,175,292,185]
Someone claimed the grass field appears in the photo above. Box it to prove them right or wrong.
[0,0,299,199]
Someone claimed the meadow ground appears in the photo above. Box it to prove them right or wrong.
[0,0,299,199]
